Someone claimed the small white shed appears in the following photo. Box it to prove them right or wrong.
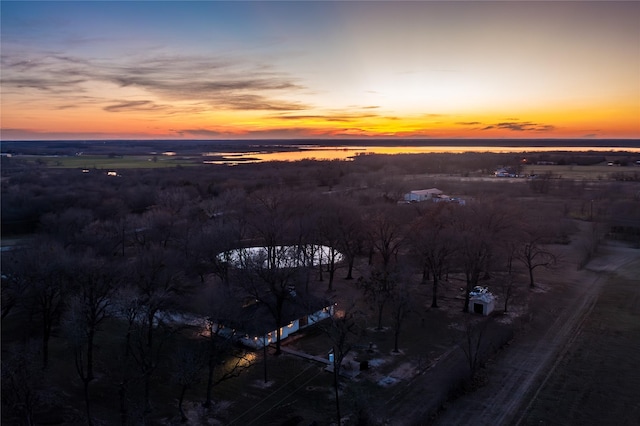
[469,289,495,316]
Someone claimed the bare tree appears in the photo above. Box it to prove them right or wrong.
[1,341,55,426]
[494,271,516,313]
[409,203,458,308]
[62,254,119,425]
[364,208,405,270]
[112,286,144,426]
[516,237,558,288]
[334,202,365,280]
[389,278,413,353]
[452,200,517,313]
[127,310,177,415]
[126,245,190,413]
[358,266,397,331]
[459,317,490,381]
[234,246,304,355]
[9,239,72,368]
[319,301,362,425]
[1,257,28,320]
[194,284,254,408]
[170,344,207,422]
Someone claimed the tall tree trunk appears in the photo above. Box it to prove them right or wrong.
[528,265,535,288]
[42,320,51,369]
[431,274,439,308]
[332,348,341,425]
[393,327,400,353]
[203,353,215,408]
[83,379,93,426]
[178,385,188,422]
[463,273,472,313]
[345,259,354,280]
[118,381,128,426]
[376,302,385,330]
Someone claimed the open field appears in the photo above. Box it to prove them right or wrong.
[516,251,640,426]
[36,154,201,169]
[521,164,640,180]
[432,238,640,426]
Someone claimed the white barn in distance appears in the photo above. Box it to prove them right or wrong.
[403,188,443,202]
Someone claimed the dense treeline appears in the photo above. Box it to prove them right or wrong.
[2,151,638,425]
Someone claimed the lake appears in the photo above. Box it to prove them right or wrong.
[202,144,640,164]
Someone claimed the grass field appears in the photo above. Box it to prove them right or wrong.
[34,154,201,169]
[522,164,640,180]
[520,255,640,426]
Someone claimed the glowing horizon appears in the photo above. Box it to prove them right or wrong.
[1,1,639,141]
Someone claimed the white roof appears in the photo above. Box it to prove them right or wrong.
[410,188,443,195]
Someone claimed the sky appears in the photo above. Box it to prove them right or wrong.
[1,1,639,141]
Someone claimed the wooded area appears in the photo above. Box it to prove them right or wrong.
[2,148,639,425]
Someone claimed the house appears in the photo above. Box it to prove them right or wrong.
[213,293,333,349]
[433,194,466,206]
[403,188,443,203]
[494,167,517,178]
[469,286,495,316]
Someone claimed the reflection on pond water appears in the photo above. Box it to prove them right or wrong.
[220,245,343,269]
[203,145,640,165]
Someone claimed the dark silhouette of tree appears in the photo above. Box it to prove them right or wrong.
[460,317,490,380]
[516,236,558,288]
[127,245,190,413]
[40,207,95,249]
[358,266,397,331]
[319,301,362,426]
[409,203,458,308]
[314,198,364,288]
[170,343,207,423]
[194,284,254,408]
[234,189,307,355]
[452,200,517,313]
[62,254,119,426]
[234,246,304,355]
[1,256,28,320]
[333,202,365,280]
[1,341,55,426]
[390,278,413,353]
[11,239,72,368]
[126,311,177,416]
[364,208,405,270]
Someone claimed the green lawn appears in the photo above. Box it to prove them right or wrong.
[39,155,201,169]
[522,164,639,180]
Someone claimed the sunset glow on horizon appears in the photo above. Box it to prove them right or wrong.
[1,1,639,141]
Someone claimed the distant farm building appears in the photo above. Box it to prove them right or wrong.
[404,188,443,202]
[494,167,517,178]
[403,188,465,205]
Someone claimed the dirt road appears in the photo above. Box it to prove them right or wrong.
[430,241,639,426]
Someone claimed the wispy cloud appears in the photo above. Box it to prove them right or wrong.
[1,49,310,112]
[104,100,167,113]
[456,119,555,132]
[492,121,556,132]
[272,112,379,122]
